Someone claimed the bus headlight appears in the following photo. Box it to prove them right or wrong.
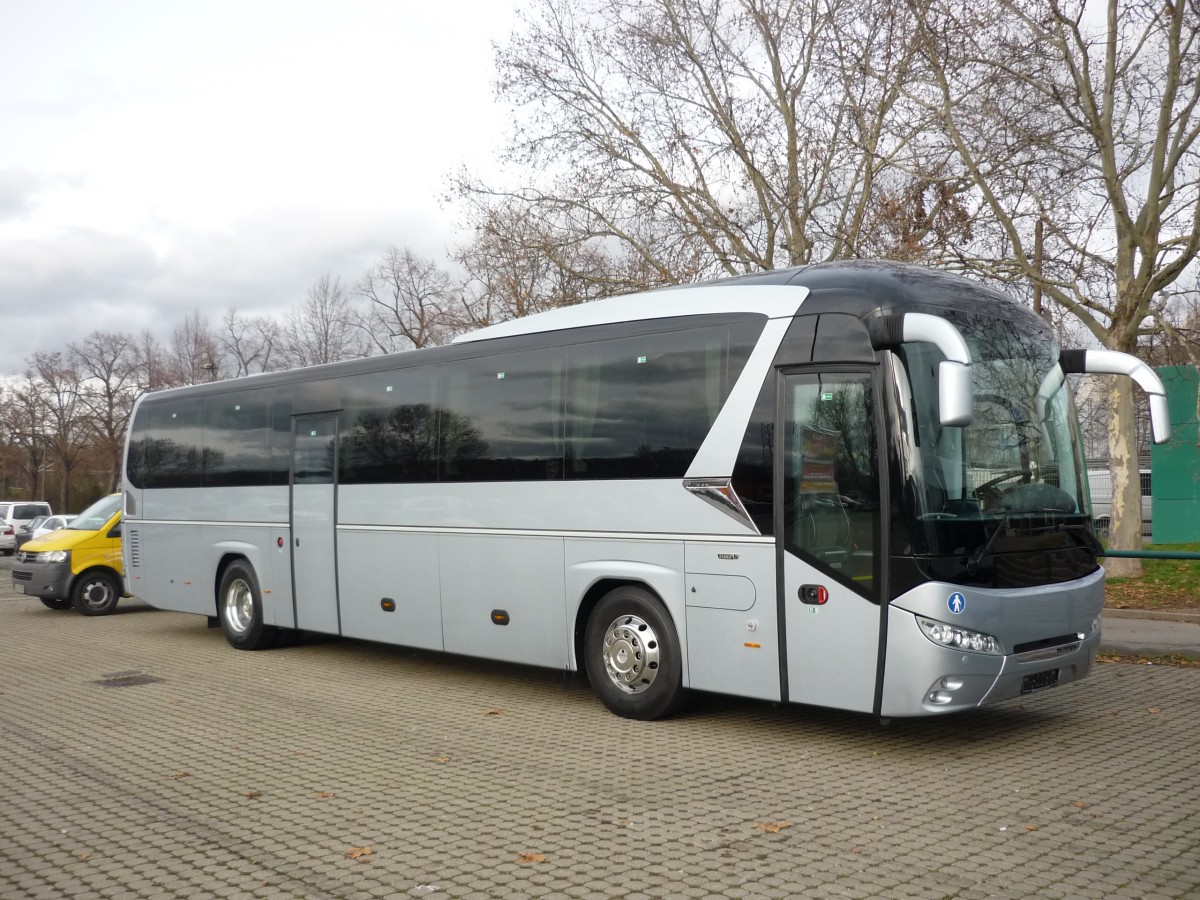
[38,550,69,564]
[918,617,1002,655]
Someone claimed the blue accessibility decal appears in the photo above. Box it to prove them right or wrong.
[947,592,966,615]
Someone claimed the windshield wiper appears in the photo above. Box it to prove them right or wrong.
[966,513,1010,574]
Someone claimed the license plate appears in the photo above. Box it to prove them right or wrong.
[1021,669,1060,694]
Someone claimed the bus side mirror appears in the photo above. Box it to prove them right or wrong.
[938,361,973,427]
[1059,349,1171,444]
[870,312,974,427]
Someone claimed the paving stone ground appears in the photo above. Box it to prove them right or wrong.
[2,560,1198,899]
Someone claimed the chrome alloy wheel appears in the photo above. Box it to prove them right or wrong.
[223,577,254,635]
[600,614,660,694]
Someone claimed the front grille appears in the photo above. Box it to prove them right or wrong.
[1013,633,1079,655]
[12,570,31,582]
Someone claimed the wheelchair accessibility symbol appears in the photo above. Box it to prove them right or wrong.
[948,592,966,615]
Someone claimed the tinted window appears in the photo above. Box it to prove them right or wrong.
[293,416,337,484]
[341,367,441,484]
[731,316,818,533]
[566,321,760,479]
[128,398,204,488]
[269,389,294,486]
[202,390,272,487]
[443,348,563,481]
[782,372,879,599]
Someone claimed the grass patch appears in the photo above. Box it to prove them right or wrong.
[1104,542,1200,612]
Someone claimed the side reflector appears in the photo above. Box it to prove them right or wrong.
[380,598,396,612]
[491,610,510,626]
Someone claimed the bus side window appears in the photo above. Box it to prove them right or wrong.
[782,373,879,597]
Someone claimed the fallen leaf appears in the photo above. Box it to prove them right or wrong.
[434,756,452,764]
[517,852,546,864]
[168,770,190,780]
[1073,801,1088,808]
[752,821,791,833]
[80,852,90,861]
[314,791,335,799]
[244,789,262,799]
[1148,707,1162,714]
[1025,824,1039,831]
[486,709,505,716]
[345,845,372,860]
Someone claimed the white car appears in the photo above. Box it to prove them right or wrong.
[0,501,54,555]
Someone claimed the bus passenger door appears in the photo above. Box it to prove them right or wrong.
[778,371,882,713]
[291,414,340,634]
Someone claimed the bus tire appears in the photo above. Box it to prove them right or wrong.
[71,570,121,616]
[584,586,686,721]
[218,560,278,651]
[41,597,74,610]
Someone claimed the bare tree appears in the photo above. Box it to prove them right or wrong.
[453,0,968,292]
[357,247,458,352]
[27,352,88,511]
[280,273,366,367]
[910,0,1200,574]
[165,310,225,386]
[0,378,50,500]
[69,331,146,492]
[220,307,284,376]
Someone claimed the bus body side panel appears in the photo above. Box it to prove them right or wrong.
[125,486,289,618]
[337,528,443,650]
[880,571,1105,716]
[126,522,214,615]
[441,533,566,667]
[564,538,688,680]
[339,481,749,536]
[684,540,780,701]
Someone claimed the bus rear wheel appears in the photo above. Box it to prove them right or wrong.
[584,586,685,720]
[218,561,279,651]
[72,571,121,616]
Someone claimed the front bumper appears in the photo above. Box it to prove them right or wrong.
[882,607,1101,717]
[11,559,73,601]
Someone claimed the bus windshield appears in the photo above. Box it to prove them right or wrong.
[891,311,1090,569]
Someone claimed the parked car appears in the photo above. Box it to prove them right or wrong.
[16,514,76,548]
[11,494,126,615]
[0,501,54,555]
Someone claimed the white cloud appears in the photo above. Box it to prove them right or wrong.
[0,0,519,372]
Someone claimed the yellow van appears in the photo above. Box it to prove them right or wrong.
[11,493,127,616]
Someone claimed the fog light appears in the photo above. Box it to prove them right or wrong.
[918,617,1002,655]
[941,676,964,690]
[928,691,954,705]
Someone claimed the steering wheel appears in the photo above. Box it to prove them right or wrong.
[974,470,1029,507]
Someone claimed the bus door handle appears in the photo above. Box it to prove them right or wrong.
[799,584,828,605]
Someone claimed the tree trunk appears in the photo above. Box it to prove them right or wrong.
[1103,377,1142,578]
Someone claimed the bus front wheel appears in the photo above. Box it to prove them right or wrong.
[72,571,121,616]
[218,561,279,651]
[584,586,686,720]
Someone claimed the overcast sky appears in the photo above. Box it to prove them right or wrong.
[0,0,521,376]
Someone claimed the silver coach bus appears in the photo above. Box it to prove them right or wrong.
[121,262,1169,719]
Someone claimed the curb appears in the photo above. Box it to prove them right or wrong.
[1102,608,1200,625]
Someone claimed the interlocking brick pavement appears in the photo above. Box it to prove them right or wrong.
[2,559,1198,899]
